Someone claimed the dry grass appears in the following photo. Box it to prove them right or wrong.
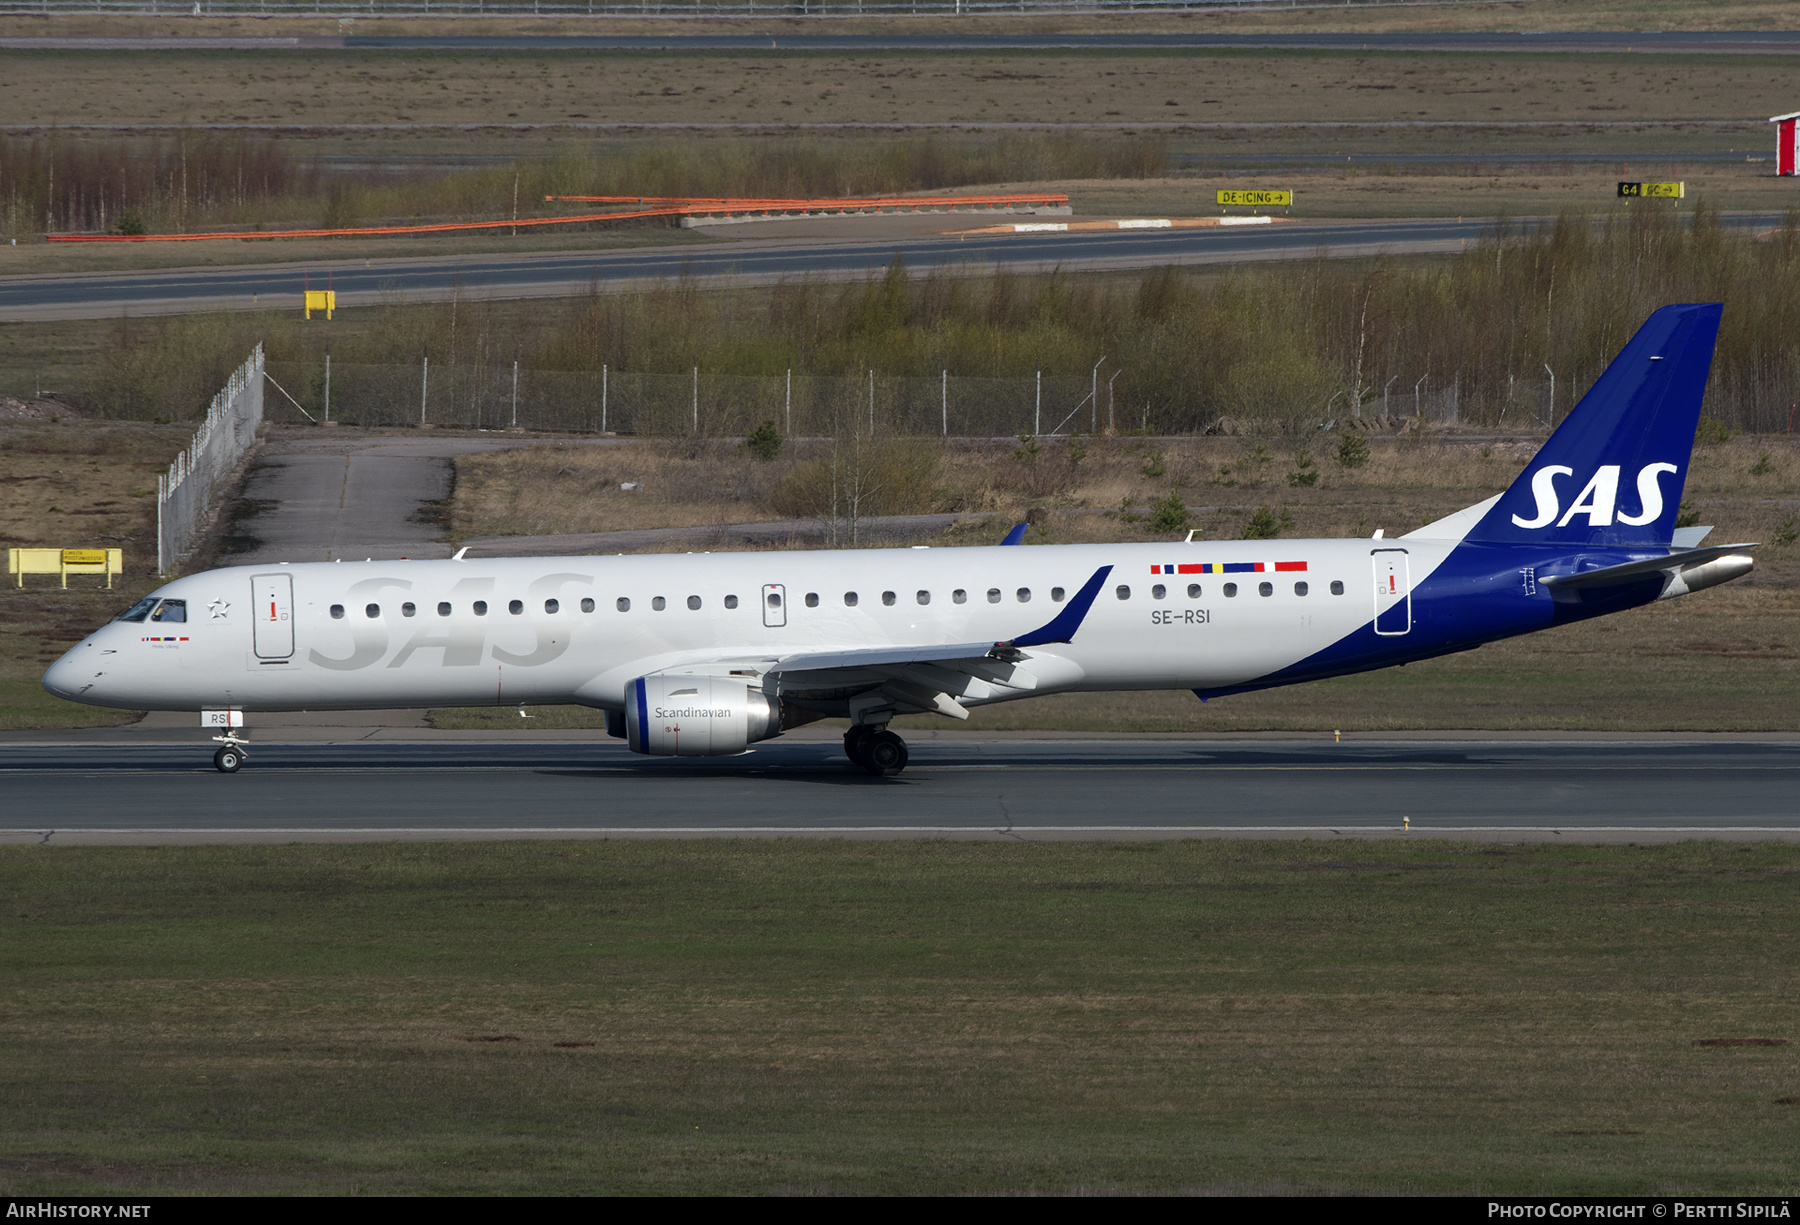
[3,839,1797,1194]
[0,49,1787,133]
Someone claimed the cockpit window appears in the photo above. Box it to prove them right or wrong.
[117,597,159,623]
[150,599,187,623]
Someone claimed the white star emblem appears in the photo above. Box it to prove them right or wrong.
[209,599,231,619]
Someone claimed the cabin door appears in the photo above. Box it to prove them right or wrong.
[251,573,295,659]
[762,583,787,628]
[1371,550,1412,636]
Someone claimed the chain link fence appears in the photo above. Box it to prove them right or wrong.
[0,0,1423,16]
[262,361,1112,438]
[158,344,263,574]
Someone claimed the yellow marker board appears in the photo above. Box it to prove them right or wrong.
[304,289,336,319]
[1217,190,1293,208]
[1618,181,1684,199]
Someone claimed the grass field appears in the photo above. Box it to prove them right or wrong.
[2,839,1795,1195]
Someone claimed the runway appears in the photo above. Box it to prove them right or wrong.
[4,738,1796,843]
[0,216,1627,322]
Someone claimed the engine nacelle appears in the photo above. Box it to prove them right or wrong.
[625,674,779,756]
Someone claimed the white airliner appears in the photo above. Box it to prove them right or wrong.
[45,304,1755,775]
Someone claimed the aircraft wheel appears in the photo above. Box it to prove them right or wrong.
[213,745,244,774]
[861,730,908,777]
[843,726,875,768]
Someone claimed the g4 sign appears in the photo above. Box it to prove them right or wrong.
[1511,463,1679,529]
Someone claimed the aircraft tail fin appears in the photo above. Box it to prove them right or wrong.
[1453,302,1722,548]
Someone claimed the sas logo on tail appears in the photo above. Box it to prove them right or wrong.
[1511,463,1678,529]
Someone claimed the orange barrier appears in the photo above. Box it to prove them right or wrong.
[547,192,1070,212]
[46,192,1069,244]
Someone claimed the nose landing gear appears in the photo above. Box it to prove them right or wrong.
[211,732,249,773]
[844,726,908,777]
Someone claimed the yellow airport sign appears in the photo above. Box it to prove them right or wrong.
[304,289,336,319]
[1217,190,1293,208]
[1618,181,1684,199]
[9,547,122,588]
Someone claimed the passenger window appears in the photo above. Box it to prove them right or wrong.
[652,597,666,611]
[953,589,967,604]
[1295,582,1309,597]
[402,602,417,618]
[724,595,738,609]
[151,599,187,623]
[805,593,819,608]
[509,599,523,615]
[474,601,488,616]
[616,598,630,612]
[330,604,345,620]
[917,590,930,605]
[437,601,452,617]
[1259,582,1273,598]
[844,592,858,607]
[365,603,381,618]
[1152,584,1166,600]
[882,591,896,606]
[1330,580,1345,596]
[987,589,1001,604]
[687,595,701,610]
[580,598,595,613]
[545,598,560,614]
[1187,583,1201,599]
[1223,583,1238,598]
[1115,585,1131,600]
[1051,587,1065,602]
[767,592,782,609]
[1016,588,1031,603]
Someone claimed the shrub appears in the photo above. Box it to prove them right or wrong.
[1242,506,1295,540]
[1141,449,1166,478]
[742,419,783,461]
[1148,492,1190,534]
[115,209,148,236]
[1695,416,1733,446]
[1287,453,1319,487]
[1334,432,1370,469]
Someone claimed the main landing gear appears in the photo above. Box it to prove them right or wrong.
[844,725,908,777]
[212,733,249,773]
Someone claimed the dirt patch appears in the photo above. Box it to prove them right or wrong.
[1693,1038,1789,1048]
[462,1034,523,1043]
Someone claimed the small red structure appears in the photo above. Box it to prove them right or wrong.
[1774,111,1800,177]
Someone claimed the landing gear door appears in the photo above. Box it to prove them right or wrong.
[252,573,295,659]
[762,583,787,628]
[1372,549,1411,636]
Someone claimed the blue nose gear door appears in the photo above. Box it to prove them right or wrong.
[1372,549,1411,636]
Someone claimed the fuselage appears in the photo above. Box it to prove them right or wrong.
[42,533,1659,716]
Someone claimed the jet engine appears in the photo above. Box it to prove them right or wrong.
[624,674,779,756]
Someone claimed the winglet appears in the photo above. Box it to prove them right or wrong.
[1013,564,1112,648]
[1000,523,1029,546]
[451,546,469,561]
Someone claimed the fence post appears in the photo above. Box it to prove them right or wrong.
[511,359,519,429]
[786,368,791,435]
[868,369,874,435]
[693,365,698,434]
[942,368,947,436]
[324,350,330,424]
[421,354,429,425]
[602,363,607,433]
[1035,369,1041,437]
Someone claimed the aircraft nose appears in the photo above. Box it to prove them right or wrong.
[42,643,97,701]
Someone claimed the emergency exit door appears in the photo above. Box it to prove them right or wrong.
[1372,549,1411,636]
[762,584,787,628]
[252,573,295,658]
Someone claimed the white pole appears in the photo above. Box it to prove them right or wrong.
[602,363,607,433]
[511,359,519,428]
[1091,356,1105,432]
[323,352,330,424]
[786,368,791,435]
[1108,369,1120,432]
[693,365,698,434]
[1415,373,1426,418]
[1035,369,1040,436]
[868,369,874,435]
[1544,363,1555,424]
[421,354,428,425]
[942,368,947,436]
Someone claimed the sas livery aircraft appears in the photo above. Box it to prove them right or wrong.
[45,303,1754,775]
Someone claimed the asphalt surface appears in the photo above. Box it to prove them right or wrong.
[3,739,1795,843]
[0,218,1556,322]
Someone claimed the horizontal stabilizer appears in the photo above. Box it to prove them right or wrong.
[1539,543,1758,590]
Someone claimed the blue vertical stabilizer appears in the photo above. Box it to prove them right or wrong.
[1464,303,1722,548]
